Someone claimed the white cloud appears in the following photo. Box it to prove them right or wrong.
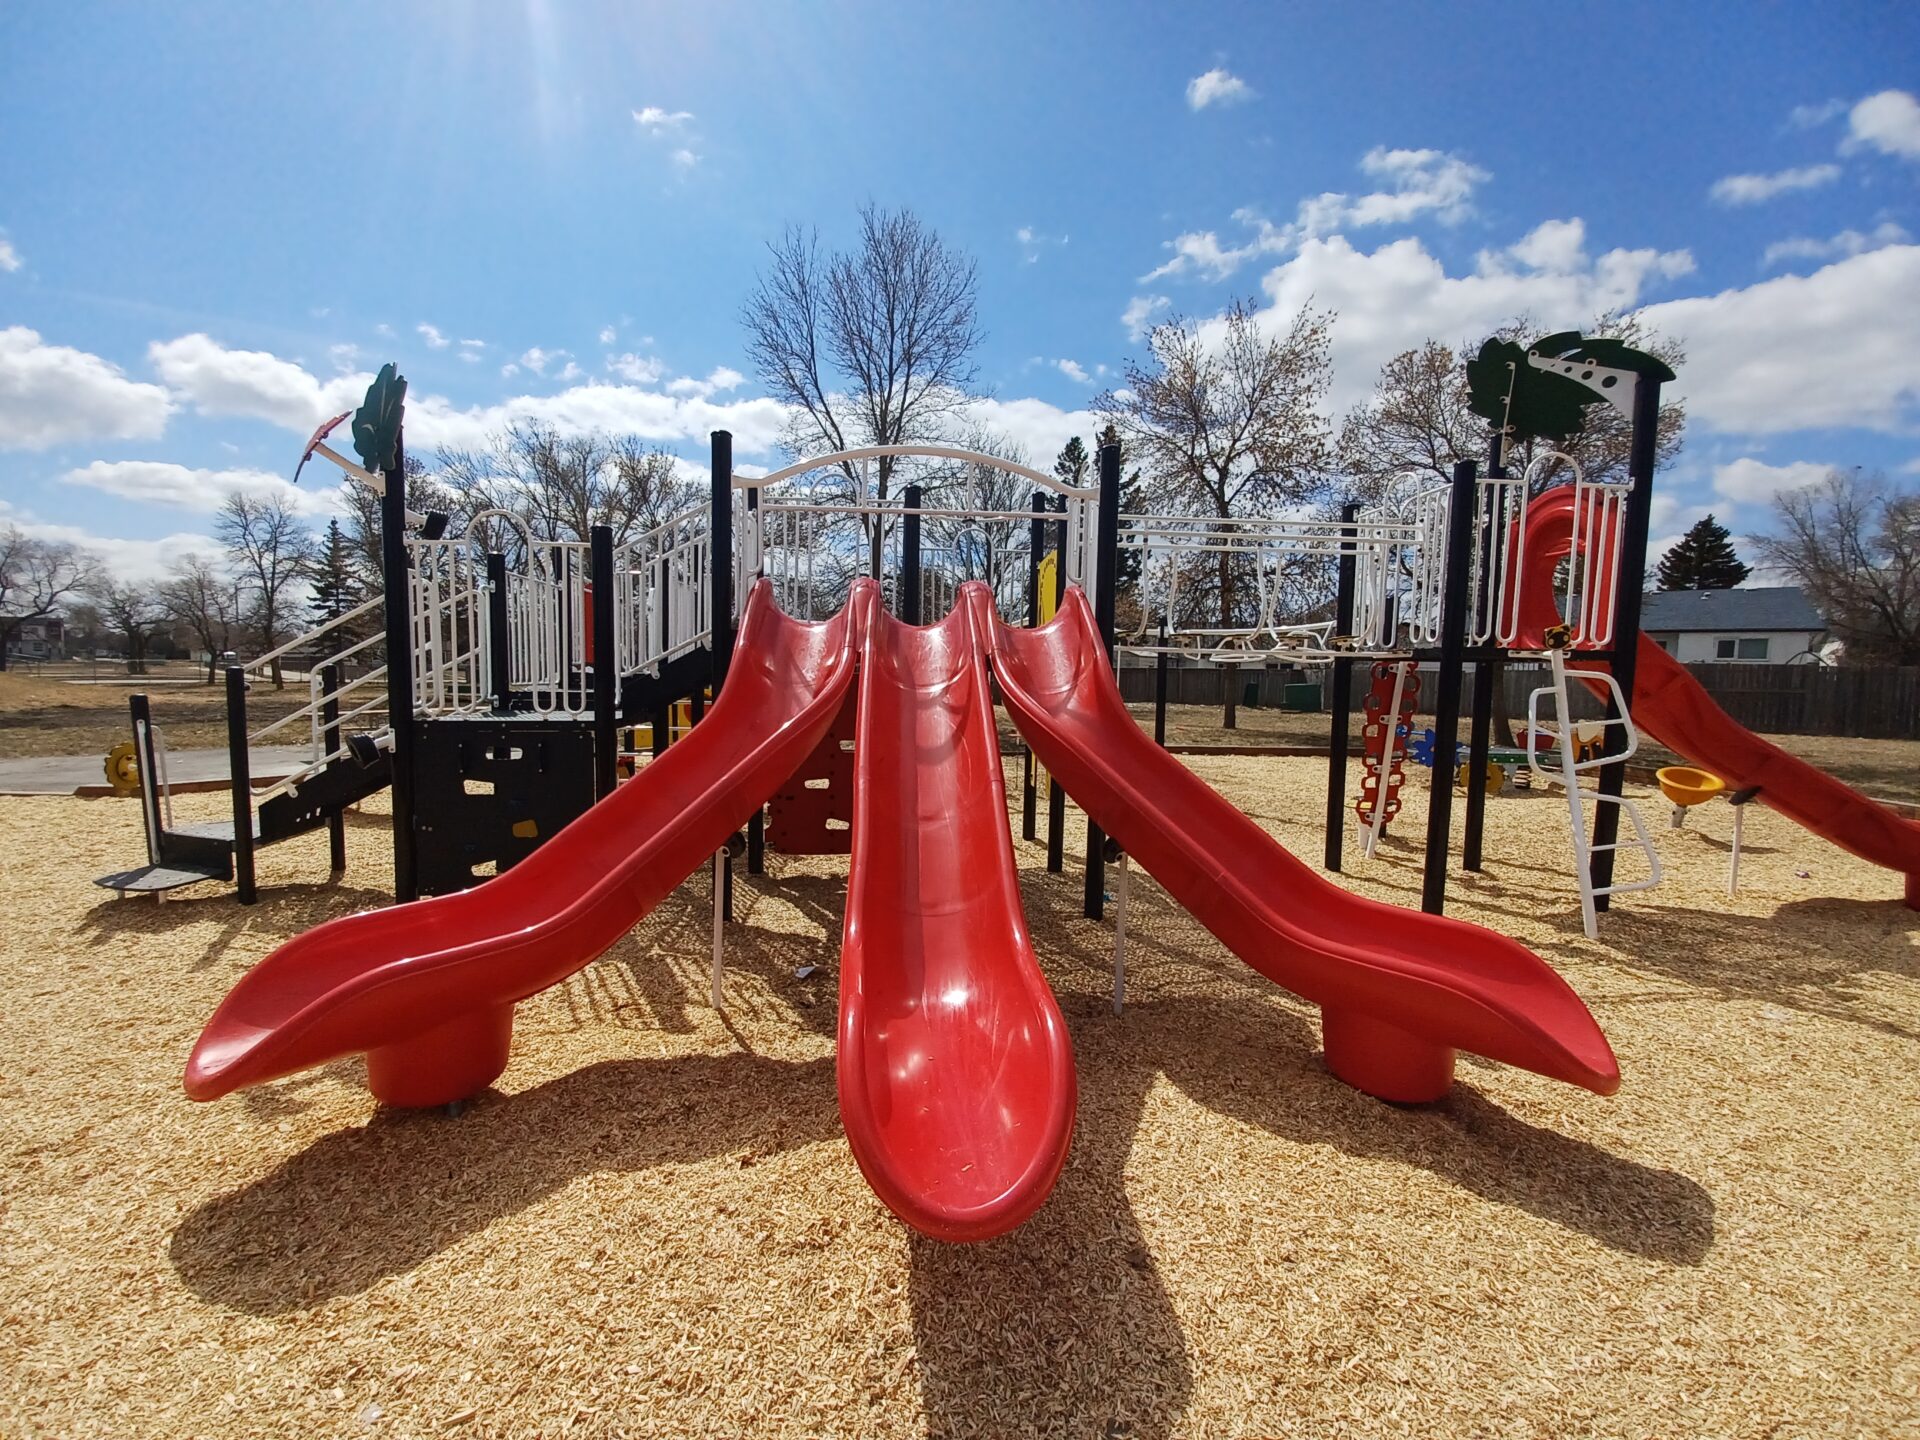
[1787,98,1848,130]
[499,362,519,379]
[1054,359,1090,383]
[669,148,699,172]
[1761,221,1910,268]
[632,106,694,130]
[1639,245,1920,435]
[0,327,173,450]
[960,396,1101,469]
[519,346,569,376]
[1015,226,1068,263]
[60,459,345,517]
[1186,68,1253,111]
[599,325,617,345]
[556,361,583,383]
[327,342,360,373]
[1246,231,1695,416]
[608,352,667,384]
[0,235,20,273]
[1143,146,1488,280]
[1121,294,1170,341]
[457,349,482,365]
[664,366,746,399]
[1708,163,1840,205]
[1502,218,1588,274]
[1844,89,1920,160]
[1712,458,1832,505]
[0,512,226,585]
[417,323,451,349]
[149,333,363,431]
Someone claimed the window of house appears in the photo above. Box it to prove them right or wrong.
[1715,636,1769,660]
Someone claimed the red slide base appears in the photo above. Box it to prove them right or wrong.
[1907,871,1920,911]
[1320,1008,1458,1104]
[365,1004,514,1108]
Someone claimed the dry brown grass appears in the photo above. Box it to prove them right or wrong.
[0,666,308,760]
[2,757,1917,1439]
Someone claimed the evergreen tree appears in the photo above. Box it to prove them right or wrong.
[1657,513,1751,590]
[309,519,365,627]
[1052,435,1089,488]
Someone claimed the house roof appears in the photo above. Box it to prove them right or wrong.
[1639,585,1823,633]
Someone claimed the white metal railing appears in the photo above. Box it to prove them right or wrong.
[241,594,393,804]
[409,537,492,717]
[508,539,592,716]
[614,503,710,677]
[737,445,1098,625]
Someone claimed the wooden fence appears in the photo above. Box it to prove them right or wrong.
[1116,658,1920,740]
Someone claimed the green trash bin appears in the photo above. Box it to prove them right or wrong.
[1242,677,1260,708]
[1281,681,1322,713]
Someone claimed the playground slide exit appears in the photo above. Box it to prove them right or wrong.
[972,583,1620,1104]
[1519,487,1920,908]
[837,601,1076,1242]
[185,578,872,1109]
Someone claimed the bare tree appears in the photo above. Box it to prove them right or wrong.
[1095,298,1334,627]
[1339,315,1686,502]
[0,525,99,671]
[87,577,166,675]
[742,203,982,573]
[217,493,313,688]
[1753,469,1920,665]
[436,425,696,557]
[158,554,245,683]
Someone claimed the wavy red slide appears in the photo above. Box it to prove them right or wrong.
[838,601,1077,1242]
[185,578,871,1109]
[1518,487,1920,909]
[970,582,1618,1105]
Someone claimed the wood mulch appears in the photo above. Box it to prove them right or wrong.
[2,756,1915,1438]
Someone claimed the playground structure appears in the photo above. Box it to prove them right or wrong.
[123,335,1920,1243]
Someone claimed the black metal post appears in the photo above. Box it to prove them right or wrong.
[1462,660,1497,871]
[129,692,161,868]
[1324,503,1359,872]
[1462,438,1503,873]
[1083,443,1121,919]
[225,665,256,905]
[380,432,417,902]
[1589,375,1663,907]
[321,662,347,873]
[1421,461,1478,915]
[901,482,922,624]
[1021,496,1044,841]
[1154,619,1170,748]
[1045,496,1068,873]
[710,430,735,691]
[487,553,511,714]
[590,526,617,799]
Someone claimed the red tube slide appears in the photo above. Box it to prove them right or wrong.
[185,578,872,1108]
[1518,487,1920,908]
[838,601,1076,1242]
[970,582,1618,1104]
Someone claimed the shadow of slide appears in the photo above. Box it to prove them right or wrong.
[170,1052,837,1315]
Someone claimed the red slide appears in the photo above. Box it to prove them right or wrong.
[838,602,1077,1242]
[185,578,872,1109]
[970,582,1619,1105]
[1519,488,1920,908]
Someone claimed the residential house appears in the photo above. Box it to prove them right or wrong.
[1640,586,1825,664]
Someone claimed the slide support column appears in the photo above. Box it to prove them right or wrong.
[1084,441,1121,920]
[1324,503,1359,872]
[1420,461,1477,915]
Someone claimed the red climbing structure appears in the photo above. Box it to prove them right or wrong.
[1354,661,1420,834]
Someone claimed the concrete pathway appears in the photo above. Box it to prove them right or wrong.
[0,746,310,797]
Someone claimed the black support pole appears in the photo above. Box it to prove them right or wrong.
[1589,375,1663,907]
[1420,461,1478,915]
[1323,503,1359,873]
[487,553,511,714]
[1462,658,1496,871]
[901,483,922,624]
[710,430,735,691]
[1021,495,1044,841]
[590,525,617,800]
[225,665,256,905]
[1153,619,1170,748]
[380,431,417,903]
[321,662,347,874]
[1045,495,1069,875]
[1083,442,1122,919]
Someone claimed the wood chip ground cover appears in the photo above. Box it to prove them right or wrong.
[1,758,1915,1438]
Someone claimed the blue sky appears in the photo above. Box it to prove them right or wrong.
[2,1,1917,579]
